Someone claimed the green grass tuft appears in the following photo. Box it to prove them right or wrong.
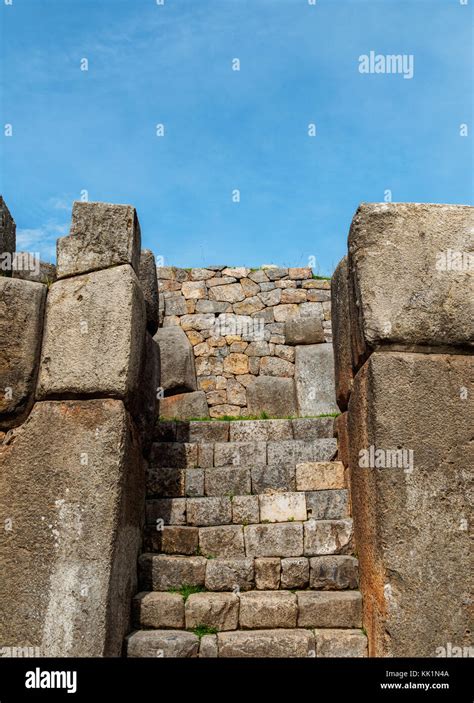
[168,584,206,602]
[191,625,218,639]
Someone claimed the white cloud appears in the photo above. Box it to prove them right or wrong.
[16,220,68,263]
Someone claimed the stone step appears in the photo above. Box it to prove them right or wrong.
[141,518,353,560]
[146,487,348,528]
[138,550,357,591]
[149,438,337,469]
[153,417,335,444]
[126,626,367,658]
[138,554,358,590]
[132,589,362,632]
[146,461,346,498]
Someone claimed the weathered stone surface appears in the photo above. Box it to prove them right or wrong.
[297,592,362,628]
[181,281,207,300]
[247,376,297,417]
[274,344,295,363]
[255,558,281,590]
[205,467,251,497]
[289,267,311,279]
[314,628,367,657]
[159,527,199,555]
[232,496,260,524]
[185,592,239,631]
[217,629,315,657]
[150,441,198,468]
[0,399,143,656]
[226,378,246,406]
[199,525,245,557]
[303,519,353,556]
[146,498,186,525]
[134,592,185,629]
[214,440,266,467]
[274,304,299,322]
[139,249,159,334]
[259,356,294,377]
[0,278,46,428]
[264,266,288,280]
[245,523,303,557]
[0,196,15,266]
[267,439,333,465]
[205,558,254,591]
[309,556,359,590]
[159,391,209,420]
[348,203,474,368]
[296,461,345,491]
[210,283,245,303]
[176,420,229,443]
[348,350,473,657]
[154,326,197,394]
[229,419,293,442]
[292,417,334,440]
[185,468,205,497]
[186,497,231,526]
[37,265,145,401]
[239,591,297,628]
[331,257,352,409]
[164,293,187,316]
[259,493,307,523]
[281,289,307,304]
[180,313,215,331]
[195,299,230,314]
[199,634,218,657]
[294,344,338,416]
[127,630,199,658]
[305,490,349,520]
[281,558,309,589]
[146,467,185,497]
[138,554,207,591]
[251,464,296,494]
[233,296,265,315]
[197,442,214,468]
[57,201,141,279]
[223,353,249,375]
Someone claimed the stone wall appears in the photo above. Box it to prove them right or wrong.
[157,266,336,418]
[332,203,473,657]
[0,200,160,656]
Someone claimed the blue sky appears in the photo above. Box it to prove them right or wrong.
[0,0,472,275]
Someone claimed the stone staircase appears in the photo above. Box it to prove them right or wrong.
[125,418,368,658]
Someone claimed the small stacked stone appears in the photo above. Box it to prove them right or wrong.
[157,265,332,417]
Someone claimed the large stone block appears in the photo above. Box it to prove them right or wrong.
[254,558,281,590]
[348,350,473,657]
[205,558,254,591]
[57,201,141,279]
[133,592,185,629]
[0,399,144,656]
[347,203,474,369]
[314,629,367,657]
[139,249,159,334]
[331,257,353,410]
[217,629,315,658]
[296,461,345,491]
[244,523,303,557]
[297,591,362,628]
[127,630,199,658]
[309,556,359,590]
[0,278,47,429]
[303,519,353,556]
[295,344,338,416]
[285,317,324,345]
[154,327,197,394]
[259,492,307,523]
[247,376,297,417]
[239,591,297,629]
[199,526,245,558]
[159,391,209,420]
[36,265,146,402]
[185,593,239,631]
[138,555,206,591]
